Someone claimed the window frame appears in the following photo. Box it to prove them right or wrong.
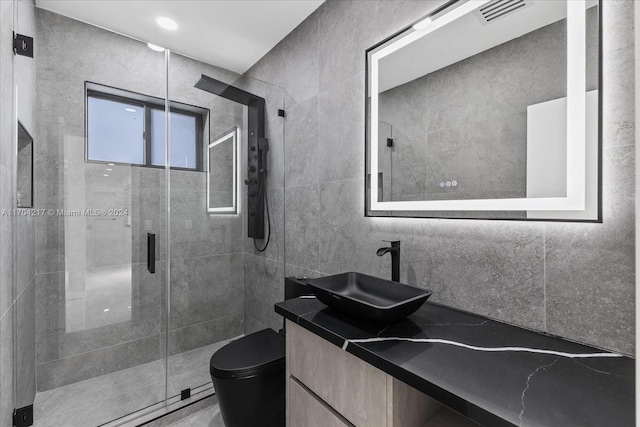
[85,81,209,172]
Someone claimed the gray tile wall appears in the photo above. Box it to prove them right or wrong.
[35,9,247,391]
[240,77,287,334]
[247,0,636,355]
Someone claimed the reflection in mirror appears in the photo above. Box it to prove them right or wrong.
[366,0,601,221]
[208,127,238,213]
[17,122,34,208]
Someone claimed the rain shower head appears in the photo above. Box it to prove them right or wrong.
[194,74,257,106]
[194,74,230,96]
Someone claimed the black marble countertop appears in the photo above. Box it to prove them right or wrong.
[275,297,634,427]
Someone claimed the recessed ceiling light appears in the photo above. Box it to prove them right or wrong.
[106,168,112,171]
[147,43,165,52]
[156,17,178,31]
[125,108,137,113]
[108,163,115,166]
[413,16,433,30]
[104,308,110,312]
[104,174,109,177]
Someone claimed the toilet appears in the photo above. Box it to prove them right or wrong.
[209,277,311,427]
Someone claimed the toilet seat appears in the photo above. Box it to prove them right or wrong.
[209,328,285,379]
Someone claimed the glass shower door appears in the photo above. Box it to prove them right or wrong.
[165,51,286,401]
[30,6,169,425]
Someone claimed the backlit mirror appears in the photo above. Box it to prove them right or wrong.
[208,127,238,213]
[366,0,601,221]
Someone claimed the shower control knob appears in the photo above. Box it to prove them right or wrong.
[249,166,256,173]
[250,146,256,152]
[244,179,250,185]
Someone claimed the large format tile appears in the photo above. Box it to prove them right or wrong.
[34,184,65,274]
[317,73,365,183]
[405,221,545,331]
[169,189,243,261]
[169,313,243,356]
[279,10,320,105]
[170,253,243,330]
[36,264,163,365]
[34,360,167,427]
[244,255,285,332]
[316,178,376,276]
[16,215,36,295]
[545,146,635,355]
[602,0,634,52]
[0,165,14,316]
[245,12,319,105]
[36,334,162,391]
[284,263,323,281]
[318,0,383,94]
[168,404,224,427]
[33,341,226,427]
[16,280,36,409]
[284,185,319,271]
[284,96,319,188]
[0,0,13,171]
[602,44,635,148]
[265,113,286,190]
[0,306,14,427]
[167,340,233,394]
[244,314,268,336]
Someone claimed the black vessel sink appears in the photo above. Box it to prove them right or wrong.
[304,272,432,324]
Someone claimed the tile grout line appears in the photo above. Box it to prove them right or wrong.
[603,143,635,150]
[37,312,241,368]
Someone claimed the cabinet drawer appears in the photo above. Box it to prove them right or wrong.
[289,377,351,427]
[286,321,387,427]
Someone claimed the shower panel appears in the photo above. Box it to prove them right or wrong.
[195,74,268,240]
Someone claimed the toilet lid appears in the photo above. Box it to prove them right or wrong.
[210,329,285,379]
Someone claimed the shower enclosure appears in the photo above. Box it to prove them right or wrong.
[10,2,285,425]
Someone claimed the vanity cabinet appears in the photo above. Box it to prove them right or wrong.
[286,320,475,427]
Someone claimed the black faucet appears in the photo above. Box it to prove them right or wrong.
[376,240,400,282]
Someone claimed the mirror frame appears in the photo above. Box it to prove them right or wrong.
[207,127,239,214]
[365,0,602,222]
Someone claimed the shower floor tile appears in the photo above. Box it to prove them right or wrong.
[168,404,225,427]
[33,339,236,427]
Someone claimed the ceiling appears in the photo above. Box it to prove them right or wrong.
[36,0,324,74]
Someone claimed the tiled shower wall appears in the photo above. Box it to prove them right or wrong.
[1,0,37,423]
[35,9,246,391]
[246,0,636,355]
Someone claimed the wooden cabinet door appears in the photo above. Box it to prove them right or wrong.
[286,321,387,427]
[288,377,352,427]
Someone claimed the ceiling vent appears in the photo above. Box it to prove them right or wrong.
[474,0,533,26]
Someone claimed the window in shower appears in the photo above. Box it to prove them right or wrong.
[86,82,207,171]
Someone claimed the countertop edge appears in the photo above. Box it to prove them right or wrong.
[276,302,516,427]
